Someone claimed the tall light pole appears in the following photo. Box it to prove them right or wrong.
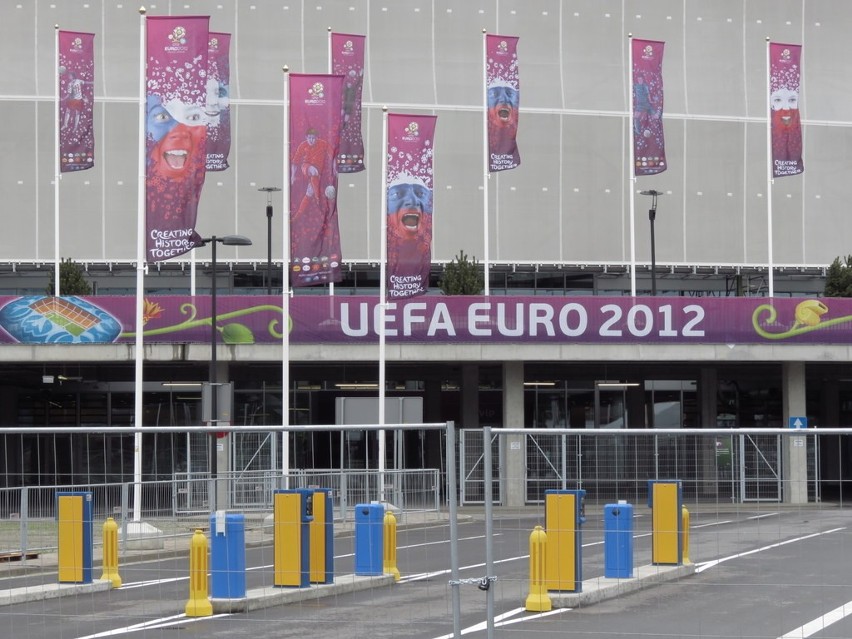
[258,187,281,296]
[640,190,664,296]
[200,234,252,510]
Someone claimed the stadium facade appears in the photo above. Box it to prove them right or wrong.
[2,1,852,504]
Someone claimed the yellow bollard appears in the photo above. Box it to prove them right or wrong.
[383,510,401,582]
[525,525,552,612]
[681,506,691,565]
[100,517,122,588]
[185,529,213,617]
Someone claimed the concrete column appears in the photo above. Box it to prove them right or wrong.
[424,379,443,471]
[782,362,808,504]
[699,368,719,497]
[503,362,525,508]
[214,361,230,510]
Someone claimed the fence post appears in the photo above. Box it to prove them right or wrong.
[20,486,28,560]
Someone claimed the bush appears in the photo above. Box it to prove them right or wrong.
[439,250,484,295]
[47,259,93,296]
[824,255,852,298]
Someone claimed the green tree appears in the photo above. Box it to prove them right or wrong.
[824,255,852,297]
[439,250,484,295]
[47,258,93,296]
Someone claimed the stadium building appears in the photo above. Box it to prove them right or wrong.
[2,1,852,505]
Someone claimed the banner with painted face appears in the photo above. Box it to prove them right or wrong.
[386,114,437,299]
[331,33,366,173]
[289,74,345,286]
[145,15,209,262]
[769,42,803,178]
[58,31,95,172]
[485,34,520,172]
[205,32,231,171]
[632,39,667,176]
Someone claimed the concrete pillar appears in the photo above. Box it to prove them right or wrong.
[782,362,808,504]
[699,368,719,497]
[503,362,525,508]
[424,379,443,471]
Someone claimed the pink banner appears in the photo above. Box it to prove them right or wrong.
[289,74,345,286]
[58,31,95,172]
[331,33,366,173]
[145,16,209,262]
[770,42,803,178]
[632,39,667,176]
[486,34,520,172]
[386,114,437,299]
[205,32,231,171]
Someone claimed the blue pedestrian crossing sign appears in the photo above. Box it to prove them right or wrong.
[788,416,807,429]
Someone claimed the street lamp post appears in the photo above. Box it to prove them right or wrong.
[200,234,252,510]
[258,187,282,296]
[639,190,664,296]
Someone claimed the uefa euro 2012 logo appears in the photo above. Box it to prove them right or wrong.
[497,40,509,54]
[209,37,219,51]
[70,37,84,53]
[309,82,325,99]
[404,122,419,137]
[168,26,187,46]
[343,40,354,55]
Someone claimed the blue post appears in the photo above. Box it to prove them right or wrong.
[354,503,384,576]
[210,512,246,599]
[603,502,634,578]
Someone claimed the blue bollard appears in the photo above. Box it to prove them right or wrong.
[603,502,634,578]
[354,503,384,576]
[210,512,246,599]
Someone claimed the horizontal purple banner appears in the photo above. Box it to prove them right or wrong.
[0,295,844,345]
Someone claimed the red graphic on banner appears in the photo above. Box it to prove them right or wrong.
[145,16,210,262]
[486,34,520,172]
[331,33,366,173]
[289,74,345,286]
[386,114,437,299]
[770,42,803,178]
[632,39,667,176]
[59,31,95,172]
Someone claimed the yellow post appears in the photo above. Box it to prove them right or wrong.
[681,506,691,565]
[383,510,400,581]
[185,529,212,617]
[100,517,122,588]
[525,526,552,612]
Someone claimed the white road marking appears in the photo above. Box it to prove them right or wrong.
[73,613,231,638]
[779,600,852,638]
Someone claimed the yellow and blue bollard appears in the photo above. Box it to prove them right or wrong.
[383,510,400,582]
[100,516,122,588]
[525,525,552,612]
[185,529,212,617]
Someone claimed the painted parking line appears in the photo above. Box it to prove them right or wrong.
[779,600,852,639]
[74,613,232,639]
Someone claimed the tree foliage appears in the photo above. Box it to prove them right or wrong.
[47,258,93,296]
[439,250,484,295]
[824,256,852,298]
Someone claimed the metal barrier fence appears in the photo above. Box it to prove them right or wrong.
[460,428,830,506]
[0,467,440,560]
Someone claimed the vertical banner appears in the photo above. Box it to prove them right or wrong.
[485,34,520,172]
[769,42,803,178]
[205,32,231,172]
[58,31,95,172]
[145,16,209,262]
[386,114,437,299]
[632,39,667,176]
[331,33,366,173]
[288,74,344,286]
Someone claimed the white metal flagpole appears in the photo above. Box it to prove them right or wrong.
[54,25,61,298]
[132,7,147,522]
[482,29,491,295]
[282,65,291,487]
[327,27,335,298]
[765,37,775,298]
[627,33,637,297]
[379,106,388,501]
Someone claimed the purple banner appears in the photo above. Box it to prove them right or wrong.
[770,42,803,178]
[486,34,520,172]
[387,114,437,299]
[289,74,344,286]
[632,39,667,176]
[1,296,851,346]
[59,31,95,172]
[205,32,231,172]
[145,16,209,262]
[331,33,366,173]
